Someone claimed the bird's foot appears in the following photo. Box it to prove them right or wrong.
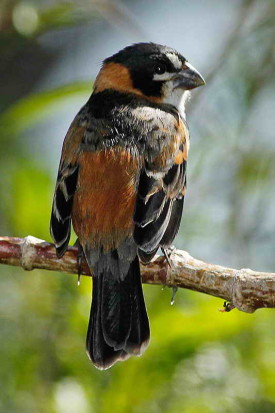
[170,286,178,305]
[161,285,178,304]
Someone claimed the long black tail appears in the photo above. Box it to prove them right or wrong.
[86,254,150,370]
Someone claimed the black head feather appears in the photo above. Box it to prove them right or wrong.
[104,42,186,98]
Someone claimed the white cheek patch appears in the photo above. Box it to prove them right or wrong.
[166,53,182,70]
[162,80,191,119]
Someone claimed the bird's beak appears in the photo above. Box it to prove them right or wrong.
[173,62,205,90]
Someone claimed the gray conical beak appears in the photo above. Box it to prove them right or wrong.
[173,61,205,90]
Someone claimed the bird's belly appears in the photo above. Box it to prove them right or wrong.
[72,148,140,251]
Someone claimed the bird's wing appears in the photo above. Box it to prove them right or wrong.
[50,118,84,257]
[133,112,189,263]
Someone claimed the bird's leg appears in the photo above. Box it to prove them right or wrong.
[161,246,178,305]
[161,245,175,268]
[74,239,84,286]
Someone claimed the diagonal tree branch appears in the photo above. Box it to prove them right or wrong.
[0,236,274,314]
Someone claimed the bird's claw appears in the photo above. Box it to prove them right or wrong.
[170,286,178,305]
[162,284,177,304]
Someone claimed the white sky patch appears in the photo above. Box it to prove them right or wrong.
[166,52,182,70]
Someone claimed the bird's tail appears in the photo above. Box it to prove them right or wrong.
[85,251,150,370]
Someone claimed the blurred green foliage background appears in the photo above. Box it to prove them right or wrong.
[0,0,275,412]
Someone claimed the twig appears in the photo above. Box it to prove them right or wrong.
[0,236,274,314]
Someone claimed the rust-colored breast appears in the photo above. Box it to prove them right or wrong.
[72,148,140,251]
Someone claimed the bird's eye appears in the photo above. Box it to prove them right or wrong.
[154,63,166,75]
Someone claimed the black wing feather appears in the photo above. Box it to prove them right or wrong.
[134,159,187,260]
[138,247,159,264]
[137,169,157,199]
[160,197,184,248]
[50,164,79,257]
[134,199,172,252]
[133,190,166,227]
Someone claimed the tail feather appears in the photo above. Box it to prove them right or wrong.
[101,269,132,350]
[125,257,150,353]
[86,253,150,370]
[87,275,129,370]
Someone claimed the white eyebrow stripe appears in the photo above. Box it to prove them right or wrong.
[166,52,182,70]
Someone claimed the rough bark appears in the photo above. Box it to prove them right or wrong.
[0,236,275,313]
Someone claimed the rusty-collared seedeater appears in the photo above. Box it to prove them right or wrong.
[50,43,205,369]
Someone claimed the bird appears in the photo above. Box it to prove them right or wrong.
[50,42,205,370]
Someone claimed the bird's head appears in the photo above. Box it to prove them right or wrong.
[94,42,205,113]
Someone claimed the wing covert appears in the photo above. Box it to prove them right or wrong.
[50,112,88,257]
[50,163,79,257]
[134,117,188,263]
